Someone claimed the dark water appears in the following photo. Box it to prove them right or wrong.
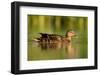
[28,15,88,61]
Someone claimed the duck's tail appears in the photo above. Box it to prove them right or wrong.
[33,38,40,42]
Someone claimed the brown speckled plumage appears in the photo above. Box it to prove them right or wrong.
[34,31,75,43]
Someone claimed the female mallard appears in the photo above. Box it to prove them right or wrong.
[33,31,76,43]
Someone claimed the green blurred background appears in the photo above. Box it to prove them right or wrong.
[28,15,88,61]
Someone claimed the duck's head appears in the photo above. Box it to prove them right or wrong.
[66,30,76,37]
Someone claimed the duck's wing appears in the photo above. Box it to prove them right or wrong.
[39,33,63,38]
[39,33,49,38]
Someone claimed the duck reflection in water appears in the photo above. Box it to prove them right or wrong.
[39,42,62,50]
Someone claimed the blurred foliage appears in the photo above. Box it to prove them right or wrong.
[28,15,88,40]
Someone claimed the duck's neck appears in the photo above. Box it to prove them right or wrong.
[66,36,72,41]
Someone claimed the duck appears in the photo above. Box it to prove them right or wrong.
[33,30,76,43]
